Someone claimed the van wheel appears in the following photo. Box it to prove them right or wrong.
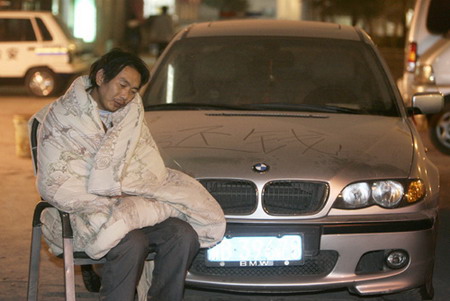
[25,67,59,97]
[429,100,450,155]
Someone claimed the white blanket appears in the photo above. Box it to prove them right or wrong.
[32,76,225,259]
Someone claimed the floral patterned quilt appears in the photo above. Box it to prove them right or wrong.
[30,76,225,259]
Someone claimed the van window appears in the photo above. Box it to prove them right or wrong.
[0,18,37,42]
[36,17,53,41]
[427,0,450,34]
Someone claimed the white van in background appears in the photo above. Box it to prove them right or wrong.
[0,11,92,97]
[397,0,450,154]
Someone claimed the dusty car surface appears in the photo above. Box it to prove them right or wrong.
[142,19,443,300]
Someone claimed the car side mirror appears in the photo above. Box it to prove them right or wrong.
[407,92,444,115]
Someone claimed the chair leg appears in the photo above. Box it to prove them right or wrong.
[63,238,77,301]
[27,226,42,301]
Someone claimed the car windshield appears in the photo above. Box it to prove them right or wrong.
[143,36,399,116]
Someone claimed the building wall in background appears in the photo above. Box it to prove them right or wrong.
[1,0,412,55]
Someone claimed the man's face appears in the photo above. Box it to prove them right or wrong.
[93,66,141,112]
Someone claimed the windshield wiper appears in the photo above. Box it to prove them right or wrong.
[145,102,366,114]
[241,103,366,114]
[144,103,245,111]
[319,105,367,114]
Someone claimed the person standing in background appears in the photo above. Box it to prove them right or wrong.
[147,6,174,56]
[125,0,145,54]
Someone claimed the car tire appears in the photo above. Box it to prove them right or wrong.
[381,288,424,301]
[25,67,59,97]
[381,279,433,301]
[81,264,102,293]
[419,278,435,301]
[429,99,450,155]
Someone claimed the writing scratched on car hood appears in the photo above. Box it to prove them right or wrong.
[145,111,413,181]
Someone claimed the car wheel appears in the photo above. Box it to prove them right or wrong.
[429,100,450,155]
[419,278,435,301]
[81,264,102,292]
[381,288,424,301]
[25,67,59,97]
[382,278,433,301]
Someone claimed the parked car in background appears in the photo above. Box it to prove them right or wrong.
[397,0,450,154]
[0,11,91,96]
[141,19,443,300]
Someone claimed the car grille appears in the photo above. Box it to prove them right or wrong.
[200,179,328,215]
[263,181,328,215]
[200,179,258,215]
[189,250,338,278]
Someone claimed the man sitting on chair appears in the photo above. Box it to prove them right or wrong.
[32,48,225,301]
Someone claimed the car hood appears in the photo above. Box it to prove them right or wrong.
[145,111,414,183]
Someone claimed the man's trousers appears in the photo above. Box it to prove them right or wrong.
[99,217,200,301]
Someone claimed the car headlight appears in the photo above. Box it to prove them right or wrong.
[334,179,425,209]
[414,64,435,84]
[371,181,404,208]
[341,182,371,208]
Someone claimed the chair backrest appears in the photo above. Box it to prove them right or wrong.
[30,118,39,173]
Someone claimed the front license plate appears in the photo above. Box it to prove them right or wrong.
[205,235,303,267]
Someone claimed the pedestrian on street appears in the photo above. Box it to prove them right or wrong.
[125,0,145,54]
[147,6,174,56]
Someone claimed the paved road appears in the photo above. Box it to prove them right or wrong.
[0,87,448,301]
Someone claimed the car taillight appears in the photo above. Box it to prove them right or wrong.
[406,42,417,73]
[67,43,77,64]
[68,49,74,63]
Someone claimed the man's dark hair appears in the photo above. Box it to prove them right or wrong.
[89,48,150,89]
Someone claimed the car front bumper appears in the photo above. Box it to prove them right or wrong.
[186,216,436,296]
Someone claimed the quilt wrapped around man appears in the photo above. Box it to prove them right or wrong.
[32,76,226,259]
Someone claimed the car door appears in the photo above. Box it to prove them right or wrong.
[0,16,41,78]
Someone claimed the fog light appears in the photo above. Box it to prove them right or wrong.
[385,250,409,269]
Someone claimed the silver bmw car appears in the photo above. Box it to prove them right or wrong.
[142,19,443,300]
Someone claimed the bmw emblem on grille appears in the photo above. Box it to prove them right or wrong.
[253,163,269,173]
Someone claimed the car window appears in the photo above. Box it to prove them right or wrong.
[0,18,36,42]
[426,0,450,34]
[144,36,399,116]
[36,17,53,41]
